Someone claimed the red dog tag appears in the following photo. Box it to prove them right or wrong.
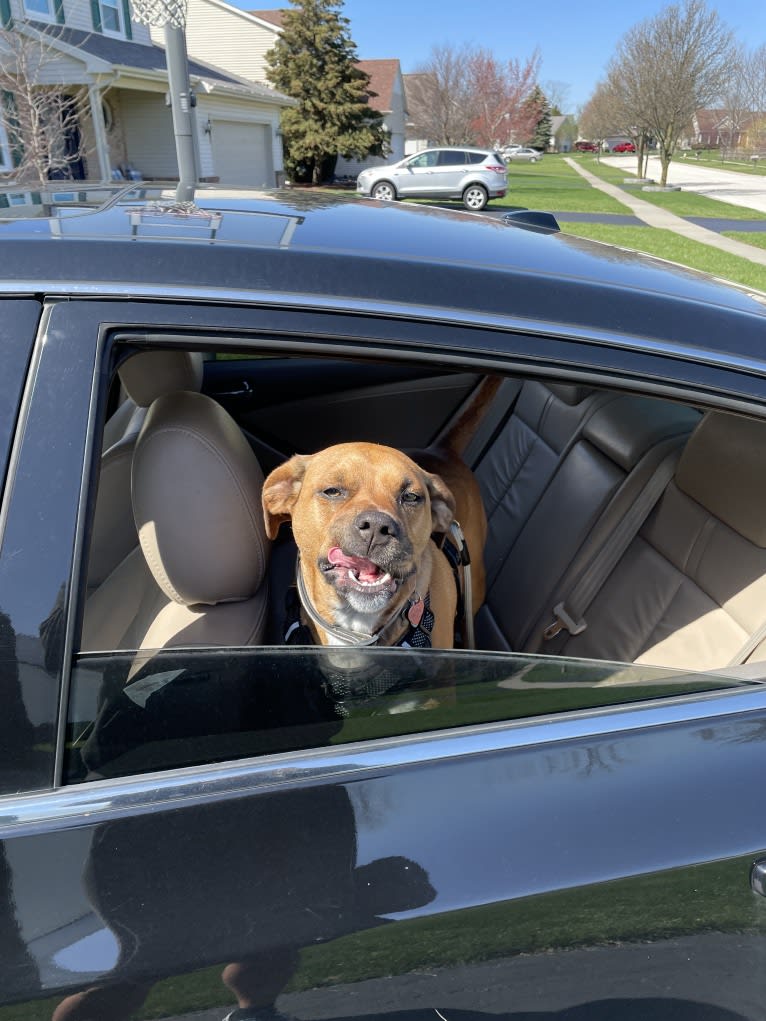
[407,597,425,628]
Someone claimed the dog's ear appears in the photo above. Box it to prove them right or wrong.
[262,455,310,539]
[424,471,456,533]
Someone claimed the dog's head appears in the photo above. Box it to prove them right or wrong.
[263,442,455,617]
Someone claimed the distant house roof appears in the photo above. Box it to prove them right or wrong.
[357,59,400,113]
[248,8,285,27]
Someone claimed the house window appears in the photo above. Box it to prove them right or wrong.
[0,119,11,173]
[99,0,123,34]
[23,0,56,19]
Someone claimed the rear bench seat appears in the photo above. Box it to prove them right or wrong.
[528,410,766,671]
[473,382,701,656]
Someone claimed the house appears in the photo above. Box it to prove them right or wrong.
[175,2,407,176]
[550,114,576,153]
[0,0,293,197]
[690,108,766,151]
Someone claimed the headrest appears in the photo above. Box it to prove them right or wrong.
[546,383,594,406]
[585,397,700,472]
[132,391,268,605]
[676,411,766,548]
[119,350,204,408]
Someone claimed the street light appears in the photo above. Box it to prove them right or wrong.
[130,0,197,202]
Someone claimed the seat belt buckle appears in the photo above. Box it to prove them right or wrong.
[543,602,587,641]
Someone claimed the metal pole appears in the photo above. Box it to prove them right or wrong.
[163,22,197,202]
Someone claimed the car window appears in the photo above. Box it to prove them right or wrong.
[466,151,490,164]
[60,337,765,786]
[0,301,39,498]
[437,151,467,166]
[406,151,439,169]
[65,647,747,782]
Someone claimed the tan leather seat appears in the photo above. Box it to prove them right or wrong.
[81,390,269,652]
[88,350,204,590]
[537,411,766,671]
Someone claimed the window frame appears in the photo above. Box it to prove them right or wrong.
[0,115,12,173]
[22,0,56,19]
[98,0,124,36]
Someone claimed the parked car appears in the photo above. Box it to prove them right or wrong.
[574,140,598,152]
[1,184,766,1021]
[503,146,543,162]
[355,147,507,210]
[501,143,523,160]
[612,141,637,153]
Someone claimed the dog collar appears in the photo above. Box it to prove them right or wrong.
[291,556,433,648]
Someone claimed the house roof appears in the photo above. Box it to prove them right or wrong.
[357,59,400,113]
[30,21,293,102]
[248,8,285,27]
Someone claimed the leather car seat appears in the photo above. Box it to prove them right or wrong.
[88,350,204,591]
[81,390,269,652]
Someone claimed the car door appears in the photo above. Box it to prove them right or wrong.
[395,150,440,197]
[433,149,469,197]
[1,297,765,1021]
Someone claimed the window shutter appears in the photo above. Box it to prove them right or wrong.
[0,0,12,27]
[54,0,65,23]
[90,0,102,32]
[120,0,132,38]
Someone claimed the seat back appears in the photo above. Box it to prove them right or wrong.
[82,391,269,652]
[88,350,204,589]
[549,411,766,670]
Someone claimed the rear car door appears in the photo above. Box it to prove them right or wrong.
[0,297,765,1021]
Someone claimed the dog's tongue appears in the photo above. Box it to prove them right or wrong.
[328,546,383,582]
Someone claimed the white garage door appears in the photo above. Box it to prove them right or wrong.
[212,121,273,188]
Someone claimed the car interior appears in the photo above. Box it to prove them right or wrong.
[79,343,766,677]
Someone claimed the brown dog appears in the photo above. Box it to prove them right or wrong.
[262,377,500,648]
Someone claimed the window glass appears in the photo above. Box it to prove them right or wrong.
[0,118,11,173]
[407,151,438,169]
[437,151,466,166]
[466,151,489,164]
[99,0,122,32]
[23,0,54,16]
[65,647,747,782]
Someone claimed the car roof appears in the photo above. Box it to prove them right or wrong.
[0,185,764,361]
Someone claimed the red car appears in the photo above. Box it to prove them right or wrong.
[612,141,636,153]
[574,140,598,152]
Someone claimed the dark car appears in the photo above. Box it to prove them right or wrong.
[2,184,766,1021]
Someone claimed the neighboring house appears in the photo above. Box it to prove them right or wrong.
[690,108,766,151]
[403,72,435,154]
[550,114,576,152]
[176,2,406,177]
[0,0,293,197]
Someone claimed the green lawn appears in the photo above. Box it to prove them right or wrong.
[496,155,627,214]
[560,221,766,292]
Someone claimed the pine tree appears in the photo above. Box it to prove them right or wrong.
[526,85,553,151]
[266,0,387,185]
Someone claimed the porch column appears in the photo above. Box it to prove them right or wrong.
[88,83,111,182]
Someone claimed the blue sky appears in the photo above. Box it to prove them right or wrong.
[238,0,766,112]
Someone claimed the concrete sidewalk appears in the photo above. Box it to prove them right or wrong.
[564,157,766,267]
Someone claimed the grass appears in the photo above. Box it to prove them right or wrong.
[495,155,627,214]
[559,222,766,292]
[724,230,766,251]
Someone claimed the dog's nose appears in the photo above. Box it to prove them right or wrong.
[354,510,401,548]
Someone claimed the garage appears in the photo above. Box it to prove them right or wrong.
[212,121,273,188]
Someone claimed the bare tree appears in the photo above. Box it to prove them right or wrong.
[579,80,617,158]
[409,43,477,146]
[611,0,735,186]
[542,79,571,116]
[744,43,766,151]
[719,46,752,154]
[0,24,92,190]
[468,48,541,149]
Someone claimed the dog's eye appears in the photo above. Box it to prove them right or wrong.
[321,487,345,499]
[401,491,423,505]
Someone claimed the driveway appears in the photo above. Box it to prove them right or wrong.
[601,155,766,215]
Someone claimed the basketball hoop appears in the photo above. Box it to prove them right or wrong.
[130,0,187,29]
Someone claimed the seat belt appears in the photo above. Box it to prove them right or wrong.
[542,446,682,643]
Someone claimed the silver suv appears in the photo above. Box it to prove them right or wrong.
[356,147,507,211]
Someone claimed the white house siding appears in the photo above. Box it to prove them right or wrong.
[335,72,406,179]
[119,89,177,177]
[153,0,277,84]
[9,0,154,43]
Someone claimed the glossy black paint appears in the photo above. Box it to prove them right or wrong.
[1,193,766,1019]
